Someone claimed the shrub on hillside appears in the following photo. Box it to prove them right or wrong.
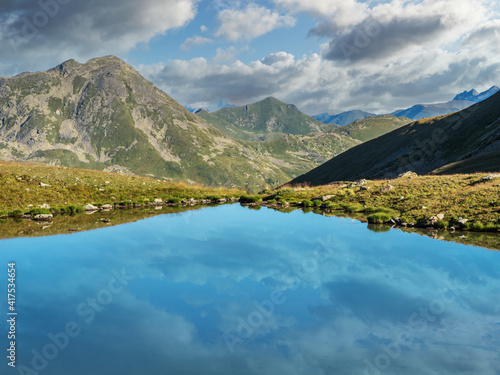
[302,200,313,207]
[240,196,262,204]
[29,208,51,215]
[312,200,322,207]
[367,213,392,224]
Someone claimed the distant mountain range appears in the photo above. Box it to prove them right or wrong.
[314,86,500,125]
[453,86,500,102]
[290,91,500,186]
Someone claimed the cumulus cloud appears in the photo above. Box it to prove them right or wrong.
[140,52,323,111]
[140,42,500,115]
[137,0,499,114]
[301,0,486,63]
[180,35,213,50]
[462,19,500,53]
[275,0,368,30]
[215,3,296,42]
[0,0,199,76]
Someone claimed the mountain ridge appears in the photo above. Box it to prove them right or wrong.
[196,96,339,141]
[0,56,299,190]
[289,91,500,185]
[313,86,499,125]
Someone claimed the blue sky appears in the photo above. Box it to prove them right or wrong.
[1,0,500,114]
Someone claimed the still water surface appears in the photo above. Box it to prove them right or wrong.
[1,204,499,374]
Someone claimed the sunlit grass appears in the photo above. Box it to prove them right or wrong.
[0,161,245,214]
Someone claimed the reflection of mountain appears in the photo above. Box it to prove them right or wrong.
[2,204,499,375]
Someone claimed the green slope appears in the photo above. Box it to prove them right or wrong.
[196,97,339,141]
[290,92,500,186]
[430,150,500,175]
[334,115,412,142]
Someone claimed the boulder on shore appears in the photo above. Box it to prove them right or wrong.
[33,213,53,220]
[429,213,445,224]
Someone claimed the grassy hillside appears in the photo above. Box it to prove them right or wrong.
[273,173,500,231]
[430,150,500,175]
[0,161,245,213]
[196,97,338,141]
[250,132,361,175]
[290,92,500,186]
[334,115,412,142]
[313,110,376,126]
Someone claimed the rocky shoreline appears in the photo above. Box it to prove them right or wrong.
[2,197,241,221]
[2,195,497,235]
[239,200,491,233]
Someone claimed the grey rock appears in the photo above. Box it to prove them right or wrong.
[398,171,418,178]
[482,174,500,181]
[380,184,394,192]
[33,213,53,220]
[347,179,367,188]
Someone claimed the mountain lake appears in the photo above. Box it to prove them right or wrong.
[1,204,499,374]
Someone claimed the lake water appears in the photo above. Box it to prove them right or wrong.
[1,204,499,375]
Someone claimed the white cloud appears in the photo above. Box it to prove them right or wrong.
[215,3,296,42]
[275,0,368,29]
[137,0,499,115]
[180,35,213,50]
[278,0,490,63]
[141,40,500,115]
[212,46,243,64]
[0,0,200,76]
